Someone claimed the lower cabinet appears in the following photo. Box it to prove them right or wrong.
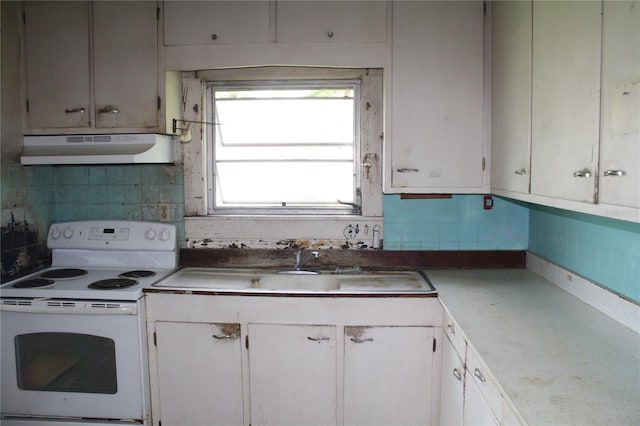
[344,326,435,426]
[439,333,465,425]
[464,368,500,426]
[146,295,442,426]
[248,324,337,426]
[153,322,244,426]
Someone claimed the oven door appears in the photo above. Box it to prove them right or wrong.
[0,300,149,421]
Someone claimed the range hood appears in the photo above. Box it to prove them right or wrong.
[20,134,175,165]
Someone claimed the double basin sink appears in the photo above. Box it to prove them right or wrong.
[153,267,436,295]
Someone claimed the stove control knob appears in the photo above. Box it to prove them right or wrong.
[145,228,157,240]
[50,227,62,240]
[63,227,74,239]
[159,229,172,242]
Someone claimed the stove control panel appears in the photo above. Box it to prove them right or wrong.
[48,220,176,251]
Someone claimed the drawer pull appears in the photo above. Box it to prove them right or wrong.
[474,367,486,383]
[350,337,374,344]
[97,106,119,114]
[515,168,527,175]
[307,336,330,343]
[573,169,592,178]
[212,333,236,340]
[604,170,626,177]
[65,107,85,114]
[453,368,462,381]
[396,168,419,173]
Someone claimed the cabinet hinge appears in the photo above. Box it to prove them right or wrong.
[157,96,161,110]
[482,157,486,171]
[245,335,249,350]
[153,332,157,347]
[433,337,437,353]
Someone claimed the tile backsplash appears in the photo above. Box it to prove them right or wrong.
[1,164,185,282]
[529,206,640,303]
[383,194,529,250]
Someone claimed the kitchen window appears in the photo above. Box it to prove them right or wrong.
[182,67,383,247]
[207,81,360,215]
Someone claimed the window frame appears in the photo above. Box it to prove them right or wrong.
[181,67,383,248]
[205,79,362,216]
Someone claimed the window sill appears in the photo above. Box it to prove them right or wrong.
[185,215,383,250]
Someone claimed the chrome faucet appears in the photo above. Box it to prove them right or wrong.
[294,249,319,270]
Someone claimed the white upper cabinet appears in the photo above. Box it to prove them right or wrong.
[386,1,486,193]
[93,2,159,130]
[23,1,91,129]
[23,1,160,133]
[163,1,271,46]
[276,1,387,44]
[530,0,602,203]
[598,1,640,209]
[491,1,532,194]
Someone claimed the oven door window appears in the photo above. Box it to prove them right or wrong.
[15,332,117,394]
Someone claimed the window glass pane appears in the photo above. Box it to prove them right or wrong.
[15,333,117,394]
[216,161,354,207]
[210,82,358,211]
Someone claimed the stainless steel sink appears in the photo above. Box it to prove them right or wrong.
[152,267,436,294]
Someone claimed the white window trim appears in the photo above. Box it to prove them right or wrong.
[181,67,383,249]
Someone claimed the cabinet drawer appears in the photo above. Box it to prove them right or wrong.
[466,345,503,420]
[443,309,467,360]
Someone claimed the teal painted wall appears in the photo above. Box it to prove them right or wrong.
[528,206,640,303]
[383,194,529,250]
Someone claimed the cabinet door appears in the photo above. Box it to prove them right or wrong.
[388,1,485,192]
[154,322,244,426]
[248,324,337,426]
[276,1,387,44]
[344,326,434,426]
[491,0,532,194]
[598,1,640,209]
[24,1,91,129]
[93,1,159,129]
[163,1,271,46]
[440,333,464,426]
[530,0,602,203]
[463,369,500,426]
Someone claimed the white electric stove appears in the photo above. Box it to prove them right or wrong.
[1,220,177,425]
[0,220,177,301]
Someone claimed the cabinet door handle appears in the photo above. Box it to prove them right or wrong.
[453,368,462,381]
[604,170,626,177]
[473,367,486,383]
[396,168,419,173]
[97,106,119,114]
[514,168,527,175]
[307,336,330,342]
[573,169,592,178]
[65,107,85,114]
[212,333,237,340]
[350,337,374,343]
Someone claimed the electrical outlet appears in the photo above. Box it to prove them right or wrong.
[159,203,171,222]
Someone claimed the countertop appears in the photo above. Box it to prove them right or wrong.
[429,268,640,425]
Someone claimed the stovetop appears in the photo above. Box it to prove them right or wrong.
[0,266,176,300]
[0,220,178,301]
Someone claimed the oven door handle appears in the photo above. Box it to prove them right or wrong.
[0,302,138,315]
